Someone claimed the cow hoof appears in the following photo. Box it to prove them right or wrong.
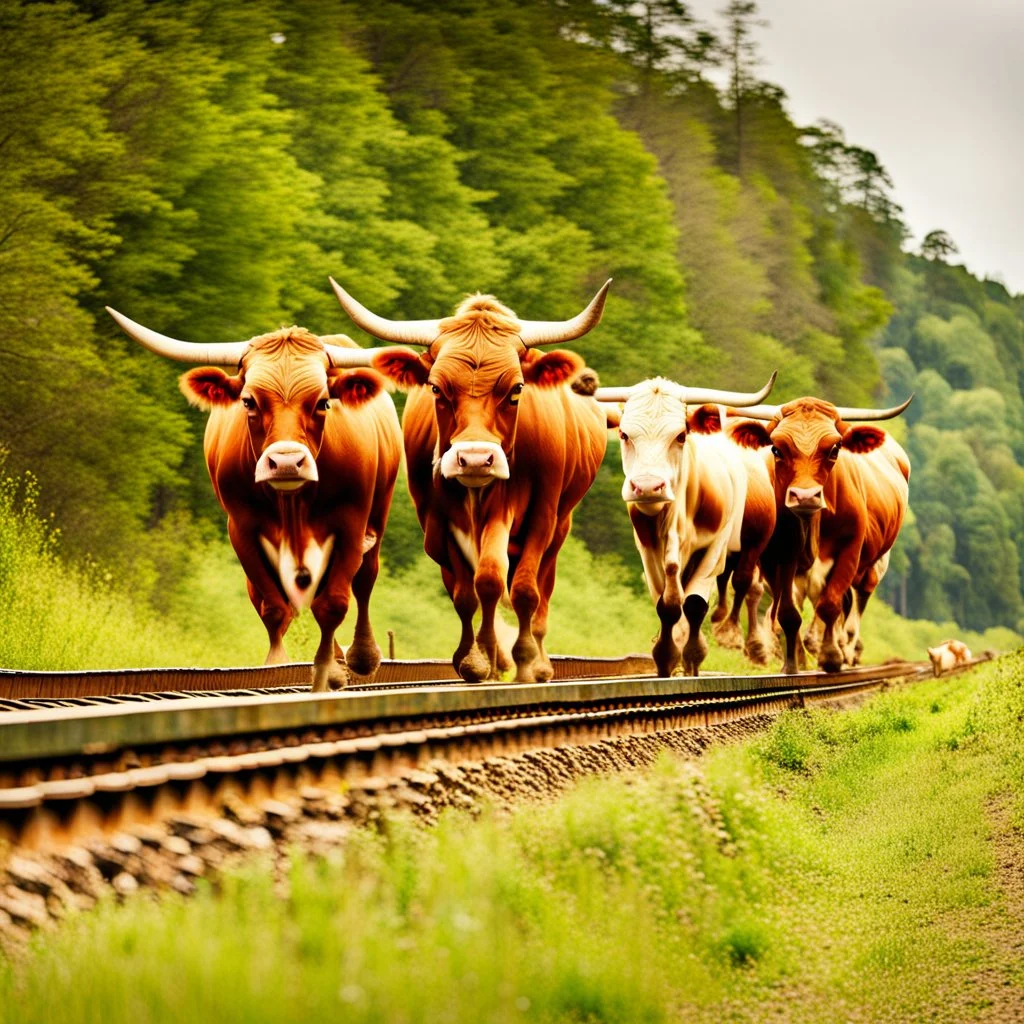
[745,637,769,666]
[712,619,744,650]
[710,604,729,625]
[312,658,347,693]
[345,643,381,680]
[459,645,491,683]
[497,645,515,674]
[819,648,844,673]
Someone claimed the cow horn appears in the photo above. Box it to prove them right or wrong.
[106,307,250,366]
[678,370,778,408]
[593,370,777,408]
[833,395,914,421]
[329,278,441,346]
[518,279,613,348]
[593,386,638,403]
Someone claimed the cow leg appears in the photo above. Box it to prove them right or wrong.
[473,518,512,682]
[777,560,804,675]
[680,594,711,675]
[244,579,294,664]
[310,538,367,692]
[440,555,488,683]
[713,553,748,651]
[652,595,682,677]
[743,571,769,665]
[229,523,295,665]
[344,541,383,680]
[815,548,860,673]
[710,556,735,625]
[520,516,572,683]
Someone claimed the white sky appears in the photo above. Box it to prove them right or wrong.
[688,0,1024,294]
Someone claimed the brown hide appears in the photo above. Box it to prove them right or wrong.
[184,328,402,691]
[375,298,606,684]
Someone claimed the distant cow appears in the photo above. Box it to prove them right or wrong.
[593,375,777,677]
[106,308,402,691]
[726,397,911,674]
[329,279,610,683]
[927,639,972,676]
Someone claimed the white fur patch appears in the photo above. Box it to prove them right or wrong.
[450,525,479,571]
[260,533,335,610]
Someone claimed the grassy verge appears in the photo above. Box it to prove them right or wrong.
[3,653,1023,1022]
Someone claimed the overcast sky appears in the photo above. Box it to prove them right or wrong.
[687,0,1024,294]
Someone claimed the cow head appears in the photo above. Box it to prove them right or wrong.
[592,378,778,515]
[331,279,611,489]
[104,309,390,493]
[726,395,913,516]
[179,328,384,492]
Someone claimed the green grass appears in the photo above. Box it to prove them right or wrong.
[0,460,1017,671]
[4,653,1024,1021]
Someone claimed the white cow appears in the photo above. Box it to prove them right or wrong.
[596,375,776,677]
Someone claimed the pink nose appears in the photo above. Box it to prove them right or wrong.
[457,450,495,471]
[786,485,824,510]
[268,451,306,475]
[630,475,667,499]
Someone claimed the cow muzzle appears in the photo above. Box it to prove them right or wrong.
[624,473,674,508]
[255,442,318,491]
[785,485,825,514]
[439,441,510,487]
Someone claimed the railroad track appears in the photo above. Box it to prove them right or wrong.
[0,655,983,854]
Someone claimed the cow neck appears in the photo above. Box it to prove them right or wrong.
[275,489,312,555]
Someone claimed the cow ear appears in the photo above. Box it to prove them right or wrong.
[687,404,721,434]
[329,368,385,406]
[523,350,585,388]
[842,424,887,454]
[371,348,429,390]
[602,405,622,430]
[180,368,243,410]
[727,420,772,449]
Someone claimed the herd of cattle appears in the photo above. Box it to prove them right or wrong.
[107,281,916,691]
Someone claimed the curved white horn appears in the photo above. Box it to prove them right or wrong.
[679,371,778,408]
[833,395,914,421]
[329,278,441,346]
[722,404,781,421]
[519,279,612,348]
[593,386,638,403]
[319,334,394,368]
[106,307,250,366]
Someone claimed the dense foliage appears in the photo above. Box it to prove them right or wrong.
[1,0,1021,640]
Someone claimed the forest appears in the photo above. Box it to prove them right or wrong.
[1,0,1021,668]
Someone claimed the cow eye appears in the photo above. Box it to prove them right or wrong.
[430,384,441,397]
[241,396,256,411]
[828,443,841,459]
[618,430,629,443]
[771,445,782,458]
[317,398,330,413]
[509,383,524,404]
[675,431,686,444]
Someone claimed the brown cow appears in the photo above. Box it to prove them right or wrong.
[726,396,911,674]
[106,308,402,691]
[329,279,610,683]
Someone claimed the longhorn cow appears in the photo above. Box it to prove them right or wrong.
[106,307,402,691]
[329,279,611,683]
[594,374,777,677]
[725,396,911,674]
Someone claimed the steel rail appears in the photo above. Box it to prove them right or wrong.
[0,653,658,702]
[0,660,923,765]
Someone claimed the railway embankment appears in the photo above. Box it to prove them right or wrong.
[1,651,1022,1021]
